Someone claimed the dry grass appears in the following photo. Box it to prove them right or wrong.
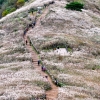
[34,80,52,91]
[10,66,23,71]
[0,0,100,99]
[36,33,100,99]
[17,97,30,100]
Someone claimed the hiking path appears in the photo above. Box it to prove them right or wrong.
[24,7,58,100]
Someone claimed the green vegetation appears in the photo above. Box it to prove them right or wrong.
[92,65,100,70]
[65,1,84,11]
[2,7,16,17]
[0,0,28,17]
[67,47,72,52]
[42,42,67,50]
[16,0,25,7]
[46,70,65,87]
[28,8,37,13]
[74,0,84,4]
[0,45,3,48]
[0,0,5,4]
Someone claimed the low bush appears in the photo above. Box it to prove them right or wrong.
[0,0,28,17]
[0,45,3,48]
[28,8,37,13]
[2,10,8,17]
[65,1,84,11]
[16,0,25,7]
[42,42,67,50]
[2,7,16,17]
[92,65,100,70]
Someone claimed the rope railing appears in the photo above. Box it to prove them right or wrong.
[38,59,65,87]
[46,70,65,87]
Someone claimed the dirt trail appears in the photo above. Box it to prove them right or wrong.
[35,8,48,27]
[24,7,58,100]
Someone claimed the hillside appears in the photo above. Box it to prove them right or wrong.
[0,0,100,100]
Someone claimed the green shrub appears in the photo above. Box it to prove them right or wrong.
[10,7,16,12]
[28,8,37,13]
[25,0,29,1]
[17,0,25,7]
[2,10,8,17]
[92,67,95,70]
[0,0,5,4]
[92,65,100,70]
[8,0,17,5]
[65,1,84,11]
[42,42,66,50]
[67,47,72,52]
[2,7,16,17]
[0,0,28,17]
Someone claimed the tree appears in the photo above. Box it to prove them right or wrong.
[0,0,6,4]
[0,0,26,17]
[65,1,84,11]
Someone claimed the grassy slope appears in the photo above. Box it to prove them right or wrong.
[0,0,100,99]
[29,0,100,99]
[0,0,52,99]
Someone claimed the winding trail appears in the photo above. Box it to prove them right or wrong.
[24,7,58,100]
